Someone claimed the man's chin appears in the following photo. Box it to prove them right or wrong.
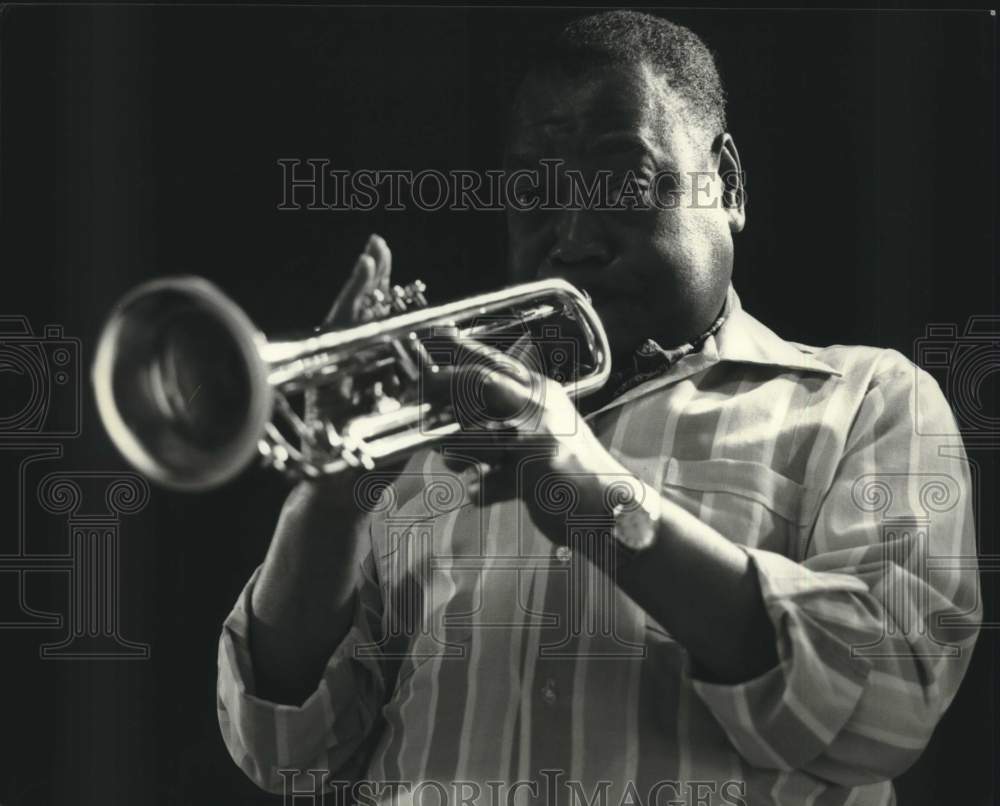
[593,302,645,354]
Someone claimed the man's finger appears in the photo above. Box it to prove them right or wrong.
[367,233,392,295]
[428,328,534,387]
[425,362,539,432]
[324,252,376,326]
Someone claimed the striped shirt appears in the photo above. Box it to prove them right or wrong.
[217,285,981,806]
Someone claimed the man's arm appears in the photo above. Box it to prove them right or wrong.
[612,484,780,682]
[216,478,392,794]
[248,233,395,705]
[249,477,372,705]
[460,336,978,782]
[440,335,781,683]
[217,235,399,792]
[584,350,980,783]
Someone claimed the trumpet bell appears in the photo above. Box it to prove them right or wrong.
[92,277,273,490]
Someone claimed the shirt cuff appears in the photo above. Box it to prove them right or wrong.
[686,547,873,771]
[217,566,382,777]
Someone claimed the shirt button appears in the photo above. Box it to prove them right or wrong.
[555,545,572,563]
[541,678,558,706]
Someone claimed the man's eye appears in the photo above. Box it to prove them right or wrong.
[652,172,680,193]
[609,174,653,207]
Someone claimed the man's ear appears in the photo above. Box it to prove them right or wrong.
[712,133,746,234]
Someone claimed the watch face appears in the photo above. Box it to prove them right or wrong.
[615,507,657,551]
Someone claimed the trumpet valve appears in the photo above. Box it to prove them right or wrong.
[405,280,428,308]
[390,285,409,312]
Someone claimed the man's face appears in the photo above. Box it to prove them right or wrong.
[505,61,744,369]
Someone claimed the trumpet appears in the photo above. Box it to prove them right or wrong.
[92,275,611,490]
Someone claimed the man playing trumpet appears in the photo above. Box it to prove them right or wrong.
[217,11,980,806]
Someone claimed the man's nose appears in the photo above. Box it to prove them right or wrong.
[548,209,611,268]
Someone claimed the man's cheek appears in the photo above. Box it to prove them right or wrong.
[508,242,544,282]
[650,214,718,281]
[600,204,662,234]
[598,301,648,351]
[686,171,725,210]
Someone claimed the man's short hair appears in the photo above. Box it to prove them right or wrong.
[521,10,727,143]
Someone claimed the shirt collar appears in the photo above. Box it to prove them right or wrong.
[605,297,729,400]
[584,284,840,420]
[714,285,841,376]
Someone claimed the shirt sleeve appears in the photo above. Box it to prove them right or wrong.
[216,547,390,794]
[689,350,982,786]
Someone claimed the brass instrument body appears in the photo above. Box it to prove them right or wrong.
[93,276,611,491]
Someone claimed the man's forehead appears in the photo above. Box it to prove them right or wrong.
[508,62,688,154]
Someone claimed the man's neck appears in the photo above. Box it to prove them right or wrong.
[579,297,730,414]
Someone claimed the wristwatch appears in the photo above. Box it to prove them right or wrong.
[610,477,662,562]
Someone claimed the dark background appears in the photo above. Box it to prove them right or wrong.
[0,5,996,805]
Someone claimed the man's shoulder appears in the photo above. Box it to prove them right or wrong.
[727,291,928,392]
[779,340,957,428]
[786,340,923,389]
